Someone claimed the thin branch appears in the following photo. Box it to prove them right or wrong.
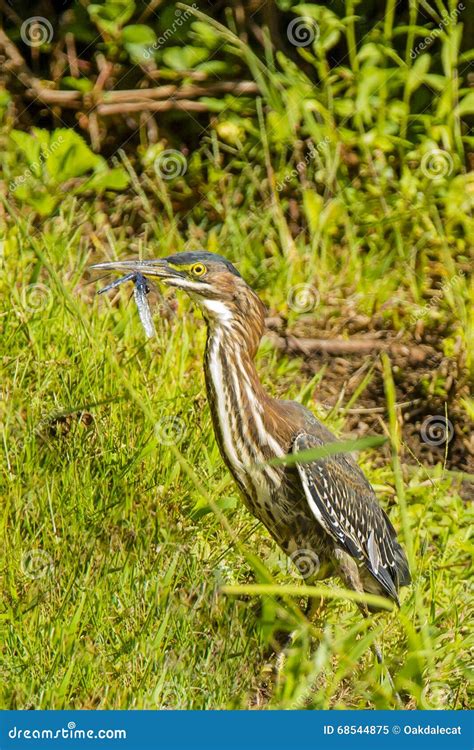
[96,99,213,115]
[0,33,260,116]
[266,330,432,363]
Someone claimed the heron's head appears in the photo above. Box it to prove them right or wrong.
[92,251,265,334]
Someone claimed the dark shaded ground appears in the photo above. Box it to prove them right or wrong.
[265,313,473,487]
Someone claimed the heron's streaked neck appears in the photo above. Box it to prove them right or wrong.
[202,298,285,480]
[201,299,265,380]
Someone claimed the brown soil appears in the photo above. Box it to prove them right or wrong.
[265,314,473,492]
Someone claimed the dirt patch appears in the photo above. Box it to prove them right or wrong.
[265,315,473,486]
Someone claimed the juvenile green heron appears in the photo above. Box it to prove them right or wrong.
[92,252,410,617]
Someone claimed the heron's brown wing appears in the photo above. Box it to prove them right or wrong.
[293,432,406,603]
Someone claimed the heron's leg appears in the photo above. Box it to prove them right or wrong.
[275,593,325,685]
[255,626,299,704]
[274,628,298,686]
[259,591,325,693]
[355,603,402,704]
[333,549,402,704]
[304,593,324,621]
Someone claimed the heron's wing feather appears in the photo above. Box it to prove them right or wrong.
[293,432,403,601]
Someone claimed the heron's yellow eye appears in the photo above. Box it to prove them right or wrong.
[191,263,206,277]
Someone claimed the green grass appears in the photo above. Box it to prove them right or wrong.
[0,192,472,709]
[1,0,473,708]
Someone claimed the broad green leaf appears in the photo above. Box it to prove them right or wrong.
[334,98,355,117]
[222,583,394,611]
[267,110,294,144]
[88,0,135,36]
[79,168,130,192]
[45,129,103,183]
[10,131,41,174]
[122,24,157,63]
[161,46,209,70]
[293,3,344,28]
[199,97,228,113]
[358,42,384,66]
[292,3,344,52]
[195,60,231,76]
[191,21,221,48]
[190,495,237,520]
[14,184,58,216]
[321,28,341,52]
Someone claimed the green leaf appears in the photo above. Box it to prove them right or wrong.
[355,68,390,120]
[10,131,41,173]
[221,583,394,611]
[45,129,103,183]
[161,46,210,70]
[423,74,449,92]
[303,190,324,233]
[14,184,58,216]
[122,24,157,63]
[441,23,462,76]
[292,3,344,52]
[199,97,227,113]
[268,435,388,467]
[61,77,94,93]
[78,167,130,192]
[190,21,221,48]
[88,0,135,37]
[0,89,11,107]
[195,60,231,76]
[190,495,237,520]
[406,54,431,96]
[456,92,474,117]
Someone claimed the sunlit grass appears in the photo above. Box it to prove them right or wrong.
[0,191,471,710]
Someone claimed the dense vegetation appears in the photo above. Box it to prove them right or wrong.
[1,0,472,709]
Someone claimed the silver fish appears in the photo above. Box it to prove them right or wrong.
[98,272,156,339]
[133,274,156,339]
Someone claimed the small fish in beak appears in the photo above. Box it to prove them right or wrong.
[97,271,156,339]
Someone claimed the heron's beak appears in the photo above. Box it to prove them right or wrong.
[90,258,179,280]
